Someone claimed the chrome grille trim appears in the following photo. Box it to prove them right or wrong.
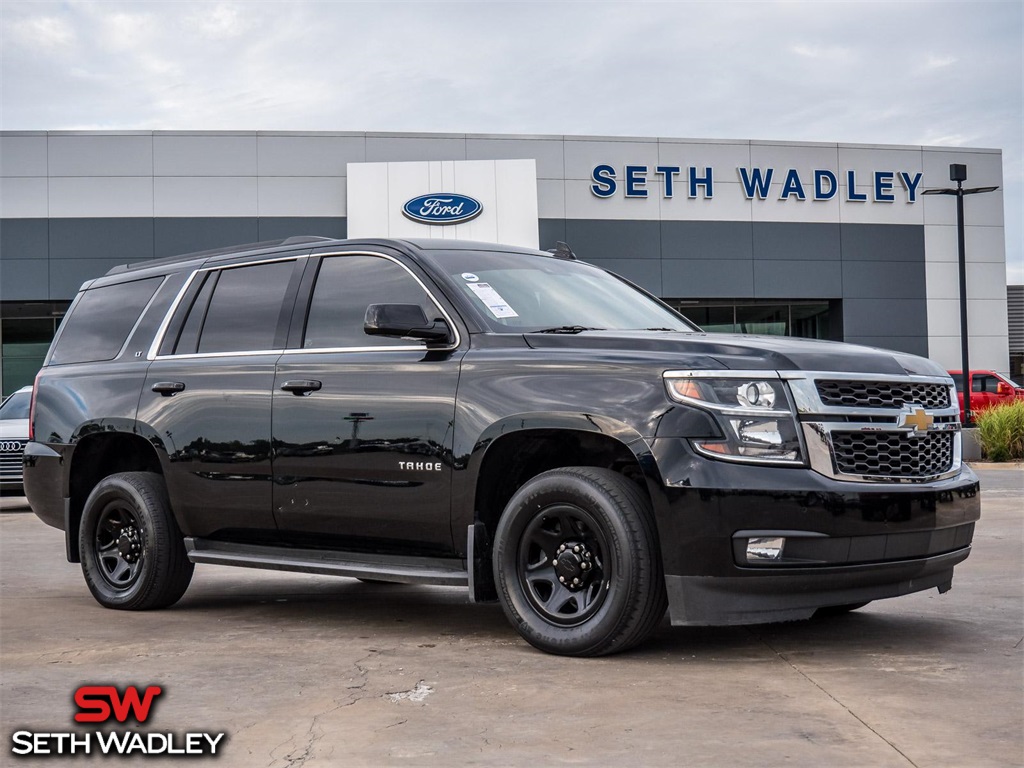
[781,371,962,483]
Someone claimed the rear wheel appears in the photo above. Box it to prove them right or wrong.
[493,467,666,657]
[79,472,193,610]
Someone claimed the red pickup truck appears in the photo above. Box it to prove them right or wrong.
[948,369,1024,422]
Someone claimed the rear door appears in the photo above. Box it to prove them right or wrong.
[271,249,465,555]
[139,256,306,538]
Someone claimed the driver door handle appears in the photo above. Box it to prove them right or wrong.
[281,380,322,396]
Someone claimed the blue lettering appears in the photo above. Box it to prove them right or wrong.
[846,170,868,202]
[874,171,895,202]
[591,164,616,197]
[625,165,648,198]
[899,171,923,202]
[814,170,837,200]
[780,169,806,200]
[738,167,773,199]
[655,166,680,198]
[689,166,713,198]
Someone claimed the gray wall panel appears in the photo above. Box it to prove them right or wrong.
[842,260,926,299]
[753,222,841,260]
[662,221,753,260]
[753,260,842,298]
[584,258,662,295]
[258,217,347,241]
[663,259,755,298]
[538,219,567,250]
[1,219,48,260]
[49,218,154,261]
[841,223,925,261]
[49,258,131,297]
[154,218,259,258]
[0,259,48,300]
[564,220,660,261]
[843,299,928,338]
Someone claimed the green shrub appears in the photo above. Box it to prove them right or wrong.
[974,400,1024,461]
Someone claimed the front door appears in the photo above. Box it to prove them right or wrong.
[271,252,464,555]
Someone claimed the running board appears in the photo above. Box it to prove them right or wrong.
[184,538,469,587]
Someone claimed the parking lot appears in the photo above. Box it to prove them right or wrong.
[1,466,1021,767]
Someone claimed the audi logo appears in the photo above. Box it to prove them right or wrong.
[0,441,26,453]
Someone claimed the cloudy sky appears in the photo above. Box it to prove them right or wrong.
[1,0,1021,281]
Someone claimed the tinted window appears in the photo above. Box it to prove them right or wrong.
[304,256,435,349]
[172,272,218,355]
[950,374,964,391]
[50,277,162,365]
[973,374,998,393]
[194,261,295,354]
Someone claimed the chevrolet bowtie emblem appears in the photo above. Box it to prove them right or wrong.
[901,408,934,432]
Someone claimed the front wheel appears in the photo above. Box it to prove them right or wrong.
[79,472,194,610]
[493,467,666,656]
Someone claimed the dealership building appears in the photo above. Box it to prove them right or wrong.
[0,130,1010,396]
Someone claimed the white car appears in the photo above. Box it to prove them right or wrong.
[0,386,32,496]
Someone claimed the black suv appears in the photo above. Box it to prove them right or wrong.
[23,237,980,656]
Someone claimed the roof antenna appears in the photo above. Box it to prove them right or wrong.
[547,241,577,260]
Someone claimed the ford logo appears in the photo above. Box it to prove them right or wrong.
[402,194,483,225]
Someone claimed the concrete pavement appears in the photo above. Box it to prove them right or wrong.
[1,468,1021,767]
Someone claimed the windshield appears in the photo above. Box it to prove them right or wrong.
[0,390,30,420]
[422,249,697,333]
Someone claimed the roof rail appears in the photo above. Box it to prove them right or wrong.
[104,236,336,275]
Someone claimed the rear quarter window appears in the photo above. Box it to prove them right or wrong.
[49,277,163,365]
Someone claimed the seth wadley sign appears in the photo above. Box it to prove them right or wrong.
[591,164,924,203]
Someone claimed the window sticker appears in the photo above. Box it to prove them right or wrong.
[466,282,519,318]
[461,272,479,282]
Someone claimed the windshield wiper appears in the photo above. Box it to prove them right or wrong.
[642,327,676,331]
[533,325,604,334]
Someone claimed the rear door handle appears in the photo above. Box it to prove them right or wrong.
[281,379,322,396]
[151,381,186,396]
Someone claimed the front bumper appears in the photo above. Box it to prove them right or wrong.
[648,439,981,626]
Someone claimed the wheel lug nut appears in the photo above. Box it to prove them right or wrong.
[551,559,558,566]
[559,576,565,583]
[573,546,579,553]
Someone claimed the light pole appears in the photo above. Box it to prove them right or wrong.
[922,163,998,427]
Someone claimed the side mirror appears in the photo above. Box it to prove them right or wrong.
[996,381,1012,396]
[364,304,451,344]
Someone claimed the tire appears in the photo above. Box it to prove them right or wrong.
[814,601,871,617]
[493,467,667,657]
[79,472,194,610]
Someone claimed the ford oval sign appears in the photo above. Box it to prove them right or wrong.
[402,193,483,225]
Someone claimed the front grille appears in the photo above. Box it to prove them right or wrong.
[831,431,954,478]
[0,452,24,481]
[816,380,951,409]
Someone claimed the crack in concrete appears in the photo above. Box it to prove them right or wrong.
[1014,635,1023,649]
[270,650,380,768]
[753,631,921,768]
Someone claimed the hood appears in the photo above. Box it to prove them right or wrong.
[0,419,29,440]
[523,331,947,377]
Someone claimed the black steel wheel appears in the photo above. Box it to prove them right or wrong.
[493,467,667,656]
[79,472,193,610]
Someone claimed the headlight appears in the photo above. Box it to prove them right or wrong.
[664,372,805,465]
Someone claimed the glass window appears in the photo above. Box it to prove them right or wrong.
[972,374,998,393]
[422,250,694,333]
[172,273,218,355]
[678,306,735,333]
[304,256,435,349]
[195,261,295,354]
[0,389,31,420]
[950,373,964,391]
[49,277,162,365]
[736,305,788,336]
